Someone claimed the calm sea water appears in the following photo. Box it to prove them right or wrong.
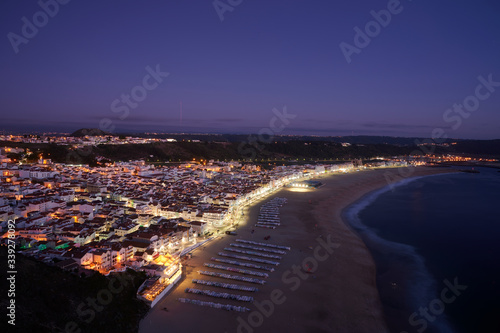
[344,168,500,333]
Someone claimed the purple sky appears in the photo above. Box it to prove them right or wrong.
[1,0,499,139]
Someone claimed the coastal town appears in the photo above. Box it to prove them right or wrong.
[1,134,497,311]
[0,142,380,306]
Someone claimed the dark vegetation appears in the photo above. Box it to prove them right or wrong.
[0,247,149,333]
[0,140,418,165]
[1,133,498,165]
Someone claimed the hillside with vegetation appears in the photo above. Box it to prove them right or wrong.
[1,133,499,166]
[0,247,149,333]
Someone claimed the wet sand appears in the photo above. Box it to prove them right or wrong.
[139,167,454,333]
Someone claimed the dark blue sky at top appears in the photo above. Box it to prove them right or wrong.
[0,0,499,139]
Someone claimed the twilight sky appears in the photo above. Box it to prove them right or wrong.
[1,0,499,139]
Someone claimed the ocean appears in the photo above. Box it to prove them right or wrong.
[344,167,500,333]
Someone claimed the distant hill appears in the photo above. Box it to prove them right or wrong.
[452,139,500,156]
[134,133,462,146]
[70,128,114,137]
[2,134,498,165]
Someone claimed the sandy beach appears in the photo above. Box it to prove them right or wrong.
[139,166,455,333]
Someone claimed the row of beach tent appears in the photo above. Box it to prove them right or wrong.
[260,197,287,209]
[255,224,276,229]
[179,236,292,311]
[185,288,254,302]
[192,279,259,292]
[256,221,280,226]
[211,257,275,272]
[198,270,267,285]
[204,263,269,278]
[236,239,291,251]
[256,197,287,229]
[224,247,282,260]
[178,298,250,312]
[218,252,280,266]
[230,243,286,255]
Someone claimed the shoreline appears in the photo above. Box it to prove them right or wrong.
[341,171,460,333]
[341,171,460,233]
[139,166,455,333]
